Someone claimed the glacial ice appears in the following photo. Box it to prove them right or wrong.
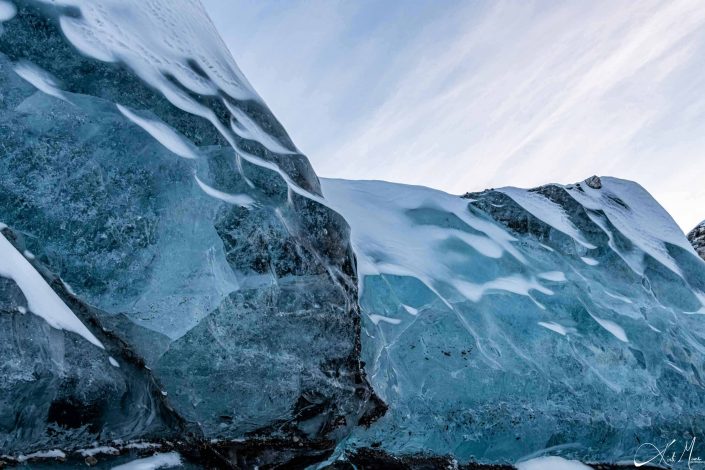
[322,176,705,464]
[3,0,705,467]
[0,0,378,460]
[0,231,103,348]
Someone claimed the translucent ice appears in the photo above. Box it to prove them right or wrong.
[322,176,705,464]
[0,0,378,459]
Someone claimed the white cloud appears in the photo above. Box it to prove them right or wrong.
[204,0,705,231]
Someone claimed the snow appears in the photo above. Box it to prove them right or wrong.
[13,61,70,103]
[116,104,198,160]
[38,0,256,101]
[112,452,182,470]
[0,232,104,348]
[0,1,16,22]
[580,256,599,266]
[321,178,526,305]
[452,275,553,304]
[538,271,566,282]
[79,446,119,457]
[123,442,162,450]
[603,290,633,304]
[592,316,628,342]
[498,186,597,249]
[194,175,257,209]
[34,0,320,207]
[538,321,568,336]
[226,103,295,154]
[109,356,120,368]
[516,456,591,470]
[16,449,66,462]
[368,314,402,326]
[402,304,419,315]
[566,177,697,275]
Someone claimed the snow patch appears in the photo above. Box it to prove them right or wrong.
[453,275,553,303]
[592,316,628,342]
[603,290,633,304]
[0,232,104,348]
[109,356,120,368]
[79,446,119,457]
[194,175,256,209]
[516,456,591,470]
[567,177,695,276]
[369,314,402,326]
[14,61,70,103]
[498,186,596,249]
[117,104,198,160]
[538,271,566,282]
[0,1,16,22]
[16,449,66,463]
[112,452,182,470]
[538,321,567,336]
[402,304,419,315]
[581,256,599,266]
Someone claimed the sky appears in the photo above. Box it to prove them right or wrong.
[202,0,705,232]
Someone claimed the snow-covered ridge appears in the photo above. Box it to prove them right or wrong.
[322,175,702,310]
[37,0,257,102]
[498,176,699,276]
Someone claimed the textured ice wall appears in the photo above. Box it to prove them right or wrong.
[0,0,380,457]
[322,176,705,464]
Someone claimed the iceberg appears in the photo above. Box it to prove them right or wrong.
[321,176,705,465]
[2,0,705,467]
[0,0,380,464]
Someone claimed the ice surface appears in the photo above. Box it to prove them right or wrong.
[0,230,103,348]
[15,449,66,463]
[112,452,182,470]
[499,186,597,249]
[0,0,378,460]
[13,61,69,103]
[0,0,16,21]
[323,177,705,464]
[5,0,705,466]
[78,446,119,457]
[116,104,199,160]
[516,456,591,470]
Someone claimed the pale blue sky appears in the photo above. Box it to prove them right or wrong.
[203,0,705,231]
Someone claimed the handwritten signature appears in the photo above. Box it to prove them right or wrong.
[635,437,705,469]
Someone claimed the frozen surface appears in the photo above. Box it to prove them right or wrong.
[0,231,103,348]
[516,456,591,470]
[323,176,705,464]
[112,452,182,470]
[0,0,16,21]
[4,0,705,466]
[0,0,378,460]
[15,450,66,463]
[116,104,199,160]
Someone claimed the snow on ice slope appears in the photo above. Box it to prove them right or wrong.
[0,230,103,348]
[0,0,378,459]
[322,176,705,464]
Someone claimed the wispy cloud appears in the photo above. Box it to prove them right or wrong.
[204,0,705,231]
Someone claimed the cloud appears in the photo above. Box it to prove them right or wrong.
[204,0,705,231]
